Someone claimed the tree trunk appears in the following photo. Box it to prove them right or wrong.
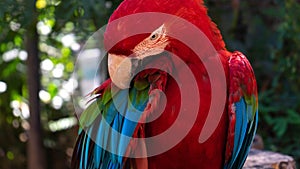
[25,1,46,168]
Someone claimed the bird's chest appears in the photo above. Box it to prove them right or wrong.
[144,62,228,168]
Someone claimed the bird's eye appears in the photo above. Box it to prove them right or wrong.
[150,33,158,40]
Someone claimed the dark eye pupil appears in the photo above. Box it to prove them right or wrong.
[151,34,157,40]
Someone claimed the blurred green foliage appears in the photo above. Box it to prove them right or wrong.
[0,0,299,168]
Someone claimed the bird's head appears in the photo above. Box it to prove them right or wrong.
[106,23,170,89]
[103,0,226,89]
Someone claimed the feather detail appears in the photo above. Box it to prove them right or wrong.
[224,52,258,169]
[79,100,102,130]
[71,69,169,169]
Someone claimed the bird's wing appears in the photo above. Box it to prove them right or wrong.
[224,52,258,169]
[71,78,150,169]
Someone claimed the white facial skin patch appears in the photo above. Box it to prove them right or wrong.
[133,24,169,59]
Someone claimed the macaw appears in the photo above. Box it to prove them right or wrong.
[71,0,258,169]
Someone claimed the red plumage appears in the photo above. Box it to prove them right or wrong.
[72,0,258,168]
[104,0,230,168]
[104,0,225,55]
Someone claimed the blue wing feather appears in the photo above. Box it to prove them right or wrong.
[224,52,258,169]
[71,82,149,169]
[224,99,258,169]
[232,98,247,163]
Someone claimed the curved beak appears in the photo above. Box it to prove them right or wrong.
[108,53,141,89]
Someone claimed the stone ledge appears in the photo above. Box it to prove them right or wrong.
[244,149,296,169]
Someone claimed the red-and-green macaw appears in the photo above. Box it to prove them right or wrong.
[71,0,258,169]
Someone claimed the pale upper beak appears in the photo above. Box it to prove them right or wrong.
[108,53,141,89]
